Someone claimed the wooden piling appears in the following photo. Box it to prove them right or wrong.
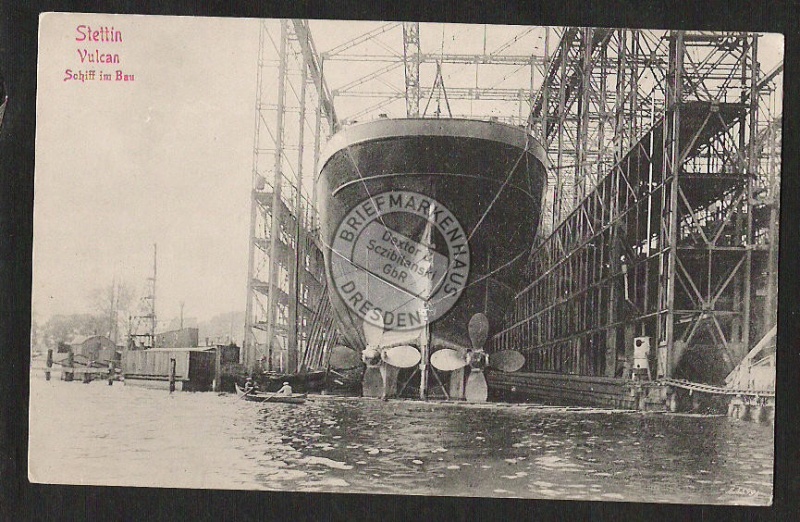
[169,358,176,393]
[213,345,222,392]
[45,349,53,381]
[64,350,74,381]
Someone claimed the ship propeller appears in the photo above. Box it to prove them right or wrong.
[361,311,421,369]
[429,314,493,373]
[466,312,526,371]
[360,311,423,399]
[464,313,491,403]
[430,348,525,373]
[461,313,525,402]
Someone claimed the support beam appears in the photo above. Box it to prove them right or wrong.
[403,22,421,117]
[292,19,339,132]
[263,20,289,371]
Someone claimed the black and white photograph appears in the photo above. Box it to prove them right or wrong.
[26,12,782,505]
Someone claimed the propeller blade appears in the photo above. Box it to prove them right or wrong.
[464,369,488,403]
[329,345,362,370]
[430,349,468,372]
[383,345,421,369]
[363,310,385,347]
[468,313,490,350]
[488,350,525,372]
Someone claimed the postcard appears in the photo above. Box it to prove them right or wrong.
[29,12,782,504]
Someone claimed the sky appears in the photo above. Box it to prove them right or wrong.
[32,13,784,330]
[34,14,260,326]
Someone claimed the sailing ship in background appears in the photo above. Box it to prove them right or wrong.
[316,118,548,400]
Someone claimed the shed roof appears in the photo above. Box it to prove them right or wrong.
[66,334,114,346]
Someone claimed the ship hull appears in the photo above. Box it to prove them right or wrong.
[256,371,326,394]
[317,119,547,359]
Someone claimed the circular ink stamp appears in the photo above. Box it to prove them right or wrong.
[330,190,471,331]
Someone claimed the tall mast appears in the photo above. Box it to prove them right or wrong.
[150,243,157,347]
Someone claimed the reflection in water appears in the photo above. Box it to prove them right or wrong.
[28,376,773,504]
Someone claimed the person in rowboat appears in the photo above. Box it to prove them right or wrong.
[243,377,258,393]
[276,381,293,396]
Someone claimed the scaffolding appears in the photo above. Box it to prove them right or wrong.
[242,20,337,371]
[495,30,782,385]
[128,244,158,349]
[243,22,782,390]
[318,22,548,126]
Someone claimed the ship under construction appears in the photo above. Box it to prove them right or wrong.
[242,21,781,411]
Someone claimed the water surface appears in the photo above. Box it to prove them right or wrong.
[28,373,773,504]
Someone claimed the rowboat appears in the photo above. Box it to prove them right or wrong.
[235,383,307,404]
